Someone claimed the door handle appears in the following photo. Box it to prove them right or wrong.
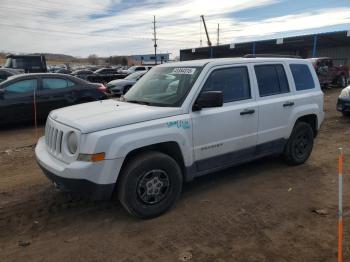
[240,109,255,115]
[283,101,295,107]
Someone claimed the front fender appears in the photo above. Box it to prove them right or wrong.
[80,115,194,167]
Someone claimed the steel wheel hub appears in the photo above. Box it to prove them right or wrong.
[137,169,170,205]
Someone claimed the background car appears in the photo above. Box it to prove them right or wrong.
[0,68,22,83]
[0,73,108,125]
[55,68,72,74]
[309,57,349,88]
[71,69,94,80]
[94,68,119,75]
[337,85,350,116]
[107,71,146,96]
[121,65,152,75]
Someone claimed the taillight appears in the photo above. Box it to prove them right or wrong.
[98,84,107,92]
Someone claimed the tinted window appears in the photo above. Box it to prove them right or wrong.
[136,67,146,71]
[202,67,251,103]
[255,64,289,96]
[5,79,37,93]
[43,78,74,89]
[290,64,315,91]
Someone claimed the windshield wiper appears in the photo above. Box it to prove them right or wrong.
[126,100,151,106]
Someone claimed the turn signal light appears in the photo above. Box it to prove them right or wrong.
[78,153,105,162]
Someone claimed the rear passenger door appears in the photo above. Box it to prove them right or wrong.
[191,65,258,173]
[254,63,295,150]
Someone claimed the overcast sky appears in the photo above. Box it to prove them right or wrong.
[1,0,350,58]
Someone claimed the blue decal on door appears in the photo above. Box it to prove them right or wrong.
[167,120,190,129]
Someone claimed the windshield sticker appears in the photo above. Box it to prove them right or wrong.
[167,120,190,129]
[172,68,196,75]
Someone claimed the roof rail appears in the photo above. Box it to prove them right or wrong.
[243,54,302,59]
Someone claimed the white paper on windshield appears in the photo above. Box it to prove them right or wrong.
[172,68,196,75]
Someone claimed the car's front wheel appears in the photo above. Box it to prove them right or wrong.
[117,151,183,219]
[283,122,314,165]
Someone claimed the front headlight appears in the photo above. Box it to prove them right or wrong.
[339,88,350,98]
[67,132,78,154]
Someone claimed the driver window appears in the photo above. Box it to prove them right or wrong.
[5,79,37,93]
[202,66,251,103]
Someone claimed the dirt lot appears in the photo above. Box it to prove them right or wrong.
[0,88,349,262]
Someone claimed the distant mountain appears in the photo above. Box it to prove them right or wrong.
[30,53,78,62]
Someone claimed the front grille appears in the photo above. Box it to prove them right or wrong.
[45,121,64,155]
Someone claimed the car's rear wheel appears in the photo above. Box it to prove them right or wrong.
[117,151,183,219]
[283,122,314,165]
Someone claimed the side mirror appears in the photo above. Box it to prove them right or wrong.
[193,91,223,111]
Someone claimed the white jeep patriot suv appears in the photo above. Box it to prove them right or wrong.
[35,58,324,218]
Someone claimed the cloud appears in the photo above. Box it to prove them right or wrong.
[0,0,349,58]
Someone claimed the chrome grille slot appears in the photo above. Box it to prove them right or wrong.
[45,120,64,156]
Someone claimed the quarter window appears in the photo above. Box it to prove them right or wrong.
[255,64,290,96]
[42,78,75,89]
[202,67,251,103]
[290,64,315,91]
[5,79,37,93]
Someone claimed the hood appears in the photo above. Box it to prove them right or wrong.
[50,99,183,133]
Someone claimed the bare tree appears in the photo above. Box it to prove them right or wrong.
[87,54,99,65]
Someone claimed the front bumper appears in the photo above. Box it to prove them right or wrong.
[35,137,122,200]
[38,162,115,200]
[337,97,350,113]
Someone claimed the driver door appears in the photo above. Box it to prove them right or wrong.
[191,65,258,173]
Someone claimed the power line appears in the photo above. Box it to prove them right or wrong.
[0,22,197,45]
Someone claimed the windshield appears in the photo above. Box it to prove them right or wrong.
[125,71,145,80]
[4,58,12,68]
[124,66,202,107]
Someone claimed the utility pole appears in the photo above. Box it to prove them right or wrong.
[152,15,158,65]
[217,24,220,46]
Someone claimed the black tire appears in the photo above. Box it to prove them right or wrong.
[338,75,348,88]
[117,151,183,219]
[283,122,314,165]
[342,112,350,117]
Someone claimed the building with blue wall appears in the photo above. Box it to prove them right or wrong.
[130,53,170,65]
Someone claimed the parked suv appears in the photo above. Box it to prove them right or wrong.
[35,58,324,218]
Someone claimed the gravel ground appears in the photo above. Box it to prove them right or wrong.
[0,88,349,262]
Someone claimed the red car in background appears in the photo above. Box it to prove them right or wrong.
[308,57,349,88]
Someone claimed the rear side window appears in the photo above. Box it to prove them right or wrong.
[202,66,251,103]
[290,64,315,91]
[43,78,75,89]
[255,64,289,96]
